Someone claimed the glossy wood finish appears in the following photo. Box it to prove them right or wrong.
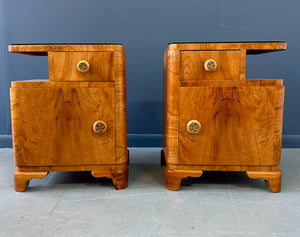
[163,165,282,192]
[9,44,123,55]
[17,164,128,172]
[180,79,284,87]
[163,50,180,164]
[114,50,127,164]
[167,42,287,52]
[165,168,203,191]
[51,52,114,82]
[166,163,280,172]
[179,84,284,166]
[180,50,240,81]
[11,80,114,88]
[167,42,287,81]
[11,86,116,166]
[91,167,129,190]
[246,170,282,193]
[163,42,286,192]
[10,44,128,191]
[14,170,48,192]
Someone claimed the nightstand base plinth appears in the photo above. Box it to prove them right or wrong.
[164,165,282,192]
[165,168,203,191]
[246,170,282,193]
[14,170,49,192]
[14,164,129,192]
[92,167,129,190]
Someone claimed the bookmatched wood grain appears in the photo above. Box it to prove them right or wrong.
[10,44,128,191]
[178,85,284,166]
[163,42,286,192]
[11,86,116,166]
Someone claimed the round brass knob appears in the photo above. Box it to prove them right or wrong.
[77,60,90,73]
[204,59,217,71]
[187,120,201,134]
[93,120,107,134]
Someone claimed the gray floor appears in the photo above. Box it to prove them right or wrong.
[0,148,300,237]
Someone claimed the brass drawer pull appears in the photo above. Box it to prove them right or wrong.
[204,59,217,71]
[93,120,107,134]
[187,120,201,134]
[77,60,90,73]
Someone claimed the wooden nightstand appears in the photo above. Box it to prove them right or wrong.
[9,44,128,192]
[162,42,287,192]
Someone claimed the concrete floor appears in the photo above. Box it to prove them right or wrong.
[0,148,300,236]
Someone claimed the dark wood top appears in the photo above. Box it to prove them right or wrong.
[8,44,124,56]
[166,41,287,54]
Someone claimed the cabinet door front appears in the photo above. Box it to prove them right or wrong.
[179,85,284,166]
[11,87,116,166]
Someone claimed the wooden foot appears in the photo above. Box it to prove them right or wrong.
[246,170,282,193]
[14,170,48,192]
[160,149,166,166]
[165,168,203,191]
[91,168,128,190]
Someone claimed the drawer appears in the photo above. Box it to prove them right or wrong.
[178,82,284,165]
[10,86,116,166]
[180,50,240,81]
[51,52,114,82]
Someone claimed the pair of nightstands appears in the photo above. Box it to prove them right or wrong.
[9,42,286,192]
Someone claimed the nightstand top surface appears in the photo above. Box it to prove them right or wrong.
[10,43,122,45]
[8,44,124,56]
[166,41,287,54]
[168,41,286,45]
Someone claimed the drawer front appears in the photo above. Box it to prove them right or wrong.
[11,86,116,166]
[179,85,284,166]
[180,50,240,81]
[51,52,113,82]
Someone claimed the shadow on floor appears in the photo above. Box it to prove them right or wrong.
[181,171,267,190]
[34,166,268,192]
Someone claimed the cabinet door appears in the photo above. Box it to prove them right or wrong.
[179,85,284,166]
[11,87,115,166]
